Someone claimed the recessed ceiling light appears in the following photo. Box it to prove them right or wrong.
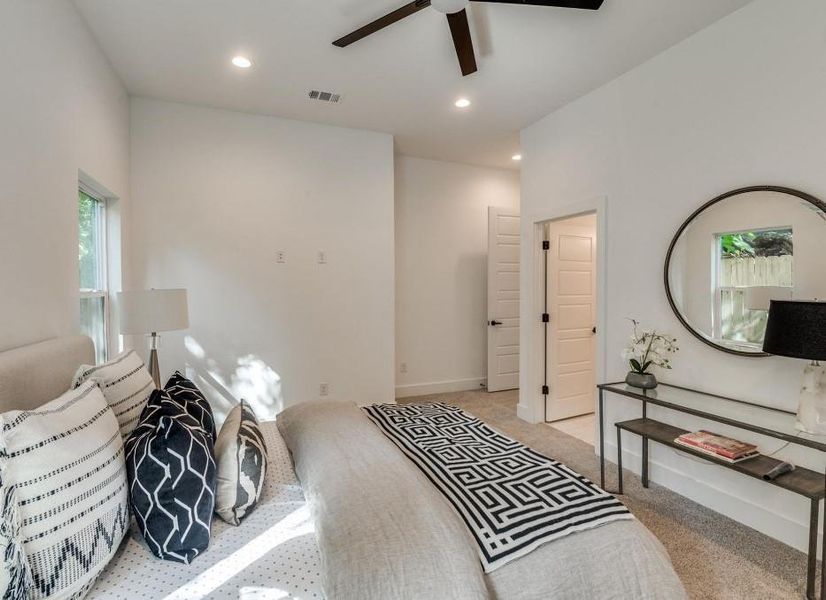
[232,56,253,69]
[454,98,471,108]
[512,154,522,161]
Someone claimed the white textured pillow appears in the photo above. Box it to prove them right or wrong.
[73,350,154,440]
[0,381,129,600]
[214,401,268,525]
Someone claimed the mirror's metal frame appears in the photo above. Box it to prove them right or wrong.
[663,185,826,358]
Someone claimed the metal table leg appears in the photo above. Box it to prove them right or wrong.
[616,425,624,495]
[642,437,649,489]
[599,388,605,490]
[806,499,818,599]
[812,482,826,600]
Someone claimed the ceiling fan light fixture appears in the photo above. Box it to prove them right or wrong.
[231,56,253,69]
[454,98,472,108]
[432,0,470,15]
[333,0,604,77]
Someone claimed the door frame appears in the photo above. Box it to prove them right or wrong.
[517,196,608,427]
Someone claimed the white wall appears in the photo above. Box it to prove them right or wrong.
[129,98,395,420]
[0,0,130,352]
[520,0,826,554]
[395,157,520,397]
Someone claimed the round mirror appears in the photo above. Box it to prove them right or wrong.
[664,186,826,356]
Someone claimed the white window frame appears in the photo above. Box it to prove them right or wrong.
[712,225,793,348]
[79,184,110,362]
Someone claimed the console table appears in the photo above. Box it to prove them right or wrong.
[597,382,826,600]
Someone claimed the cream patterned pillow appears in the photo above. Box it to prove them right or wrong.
[214,400,268,525]
[73,350,154,440]
[0,381,129,600]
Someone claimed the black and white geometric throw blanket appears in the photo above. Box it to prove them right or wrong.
[362,402,633,572]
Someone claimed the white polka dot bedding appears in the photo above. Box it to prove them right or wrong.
[87,423,323,600]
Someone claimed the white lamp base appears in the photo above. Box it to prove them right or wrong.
[795,362,826,435]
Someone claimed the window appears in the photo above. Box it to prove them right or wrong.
[715,228,793,346]
[79,188,108,363]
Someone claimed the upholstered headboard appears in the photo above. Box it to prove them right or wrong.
[0,336,95,412]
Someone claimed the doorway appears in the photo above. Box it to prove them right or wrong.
[543,212,597,445]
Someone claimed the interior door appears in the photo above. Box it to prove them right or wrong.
[487,207,520,392]
[546,217,596,421]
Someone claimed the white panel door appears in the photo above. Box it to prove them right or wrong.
[546,220,596,421]
[487,207,520,392]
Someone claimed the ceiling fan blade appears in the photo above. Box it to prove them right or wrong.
[446,9,477,76]
[470,0,604,9]
[333,0,432,47]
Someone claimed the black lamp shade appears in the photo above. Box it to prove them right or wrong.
[763,300,826,361]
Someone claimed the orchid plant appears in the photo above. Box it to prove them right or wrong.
[622,319,679,375]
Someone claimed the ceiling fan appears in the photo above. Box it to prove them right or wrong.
[333,0,605,77]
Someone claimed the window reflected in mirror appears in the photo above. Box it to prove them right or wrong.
[716,227,793,347]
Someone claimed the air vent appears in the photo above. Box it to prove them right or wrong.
[308,90,342,104]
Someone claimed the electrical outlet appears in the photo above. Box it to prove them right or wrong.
[317,250,327,264]
[319,383,329,396]
[400,362,408,374]
[276,251,286,263]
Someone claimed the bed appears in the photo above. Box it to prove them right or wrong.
[0,336,686,600]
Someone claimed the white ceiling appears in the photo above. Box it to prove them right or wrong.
[73,0,752,169]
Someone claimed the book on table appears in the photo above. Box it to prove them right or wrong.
[674,430,759,463]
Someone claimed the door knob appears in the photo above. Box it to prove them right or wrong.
[490,320,503,326]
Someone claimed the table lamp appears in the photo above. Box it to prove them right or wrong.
[763,300,826,434]
[118,289,189,388]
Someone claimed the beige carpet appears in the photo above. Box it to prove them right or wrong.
[400,389,815,600]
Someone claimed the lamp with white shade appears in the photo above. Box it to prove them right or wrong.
[118,289,189,388]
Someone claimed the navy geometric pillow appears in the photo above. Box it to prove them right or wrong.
[164,371,217,442]
[125,389,217,564]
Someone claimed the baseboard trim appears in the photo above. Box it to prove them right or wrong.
[517,402,538,423]
[603,441,819,557]
[395,377,485,399]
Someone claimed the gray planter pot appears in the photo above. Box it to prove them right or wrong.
[626,371,658,390]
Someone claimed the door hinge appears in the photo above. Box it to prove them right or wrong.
[542,240,550,250]
[541,313,550,323]
[541,385,549,396]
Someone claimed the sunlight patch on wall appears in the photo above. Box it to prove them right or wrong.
[184,336,284,425]
[185,335,206,360]
[231,354,282,422]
